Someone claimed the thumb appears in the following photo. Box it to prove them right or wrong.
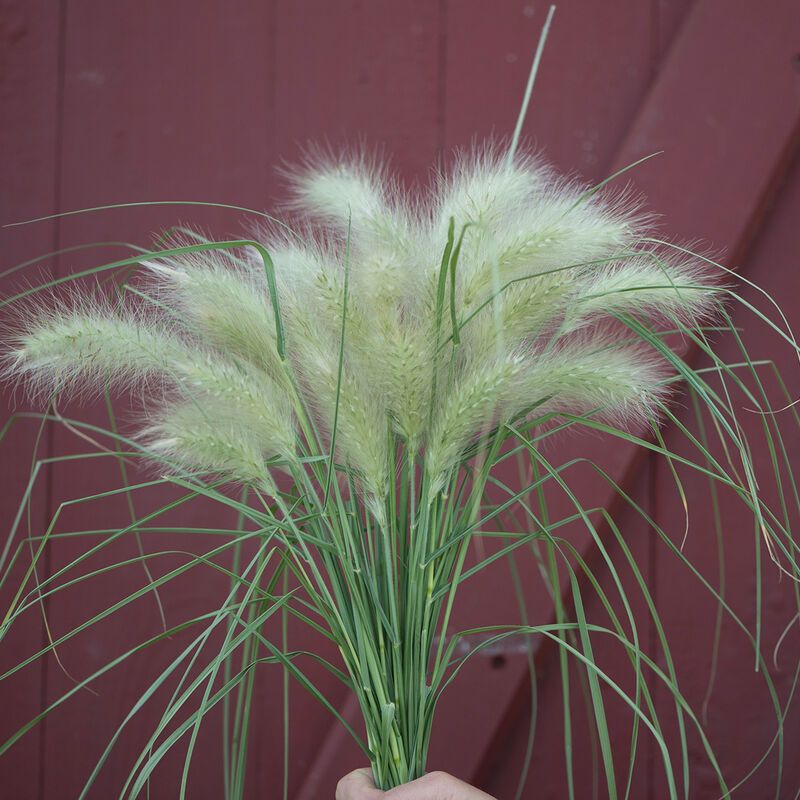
[336,768,384,800]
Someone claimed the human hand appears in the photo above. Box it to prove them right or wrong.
[336,768,497,799]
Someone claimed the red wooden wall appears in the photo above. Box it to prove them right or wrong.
[2,1,799,798]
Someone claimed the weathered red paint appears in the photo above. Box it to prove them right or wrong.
[1,2,799,798]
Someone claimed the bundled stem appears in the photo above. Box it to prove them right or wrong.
[2,142,798,798]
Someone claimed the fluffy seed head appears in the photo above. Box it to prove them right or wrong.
[144,403,278,489]
[4,147,719,504]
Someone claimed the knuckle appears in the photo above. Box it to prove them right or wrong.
[422,771,451,790]
[425,771,467,800]
[335,775,351,800]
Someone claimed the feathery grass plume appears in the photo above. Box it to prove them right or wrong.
[485,179,643,286]
[4,148,716,505]
[559,252,720,335]
[457,270,573,367]
[425,335,665,493]
[283,153,438,447]
[141,238,287,384]
[425,355,524,492]
[280,274,391,500]
[4,301,188,401]
[432,146,548,243]
[170,354,298,466]
[506,335,668,426]
[258,237,394,495]
[360,313,436,444]
[143,402,278,489]
[285,152,418,306]
[431,147,644,312]
[11,141,786,800]
[4,296,299,475]
[285,151,411,256]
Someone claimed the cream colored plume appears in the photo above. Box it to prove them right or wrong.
[4,147,718,505]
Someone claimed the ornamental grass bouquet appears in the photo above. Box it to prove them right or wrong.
[2,20,799,800]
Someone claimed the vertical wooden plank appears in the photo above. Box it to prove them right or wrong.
[28,2,445,798]
[443,0,656,176]
[271,0,441,180]
[38,3,279,798]
[3,2,797,798]
[0,2,62,797]
[477,3,690,795]
[577,3,800,788]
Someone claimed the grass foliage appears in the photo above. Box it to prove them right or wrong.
[1,18,799,798]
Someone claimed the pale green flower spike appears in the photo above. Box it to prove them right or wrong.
[5,148,718,502]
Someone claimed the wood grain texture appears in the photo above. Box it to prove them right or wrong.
[40,3,280,798]
[1,1,799,797]
[0,2,62,798]
[456,1,800,793]
[647,152,800,799]
[435,3,662,791]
